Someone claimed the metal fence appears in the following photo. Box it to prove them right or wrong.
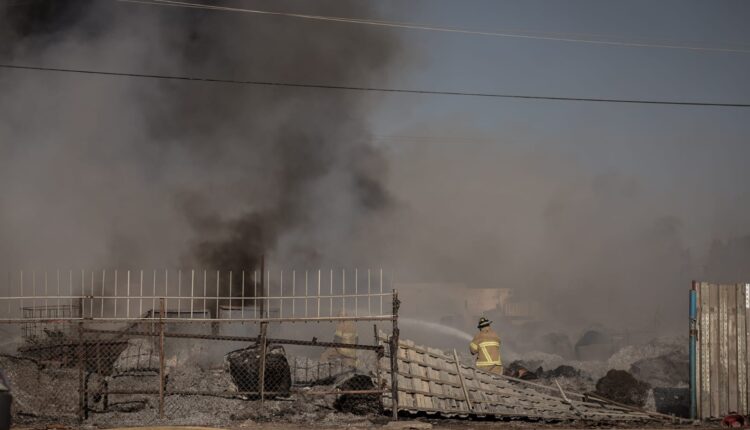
[1,268,392,322]
[0,268,401,427]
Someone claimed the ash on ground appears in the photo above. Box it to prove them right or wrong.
[507,336,690,417]
[0,347,382,428]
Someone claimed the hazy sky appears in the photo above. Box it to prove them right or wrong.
[366,0,750,251]
[1,0,749,334]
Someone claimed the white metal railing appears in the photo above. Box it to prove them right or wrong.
[0,268,393,322]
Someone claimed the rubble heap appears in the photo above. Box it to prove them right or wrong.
[510,335,691,417]
[595,369,651,408]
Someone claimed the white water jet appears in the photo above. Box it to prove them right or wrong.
[400,317,473,341]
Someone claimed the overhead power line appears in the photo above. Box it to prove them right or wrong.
[118,0,750,54]
[1,63,748,108]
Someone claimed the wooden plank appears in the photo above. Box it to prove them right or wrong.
[387,338,664,422]
[737,284,748,414]
[729,285,738,413]
[711,284,720,418]
[720,285,729,415]
[452,349,473,411]
[701,282,711,419]
[747,283,750,417]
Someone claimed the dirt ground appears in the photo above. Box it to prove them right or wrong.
[10,418,720,430]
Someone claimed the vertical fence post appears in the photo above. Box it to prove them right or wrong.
[374,323,384,408]
[159,298,165,419]
[77,321,85,423]
[260,256,266,318]
[690,283,698,420]
[390,290,400,420]
[259,321,268,404]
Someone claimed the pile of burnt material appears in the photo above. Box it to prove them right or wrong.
[630,350,688,390]
[507,360,584,380]
[630,350,689,416]
[651,387,689,418]
[289,356,357,386]
[331,372,380,415]
[225,344,291,397]
[595,369,651,408]
[0,354,79,423]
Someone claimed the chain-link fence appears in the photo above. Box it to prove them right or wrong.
[0,270,400,427]
[1,319,398,426]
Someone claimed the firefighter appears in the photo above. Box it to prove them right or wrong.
[470,317,503,375]
[320,316,358,368]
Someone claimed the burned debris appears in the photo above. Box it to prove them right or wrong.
[595,369,651,408]
[0,269,698,428]
[226,344,292,397]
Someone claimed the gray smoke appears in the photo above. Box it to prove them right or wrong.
[2,1,749,340]
[0,0,398,286]
[376,134,750,338]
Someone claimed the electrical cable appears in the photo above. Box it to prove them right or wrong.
[118,0,750,54]
[1,63,749,108]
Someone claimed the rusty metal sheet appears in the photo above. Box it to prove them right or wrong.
[729,286,738,413]
[720,285,729,415]
[737,284,747,414]
[695,283,701,418]
[694,282,750,419]
[711,284,720,417]
[700,282,711,419]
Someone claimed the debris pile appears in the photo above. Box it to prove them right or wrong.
[652,387,690,418]
[595,369,651,408]
[113,339,159,374]
[511,335,690,416]
[1,349,380,428]
[332,372,380,415]
[225,345,292,397]
[0,355,78,423]
[607,337,687,372]
[630,350,689,389]
[168,364,234,393]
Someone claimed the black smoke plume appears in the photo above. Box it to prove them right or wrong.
[0,0,398,295]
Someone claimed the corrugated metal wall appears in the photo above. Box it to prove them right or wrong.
[693,282,750,419]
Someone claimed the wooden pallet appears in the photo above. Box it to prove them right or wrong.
[378,335,668,422]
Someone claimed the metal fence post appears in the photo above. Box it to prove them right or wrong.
[390,290,400,420]
[374,323,385,409]
[159,298,165,419]
[259,321,268,404]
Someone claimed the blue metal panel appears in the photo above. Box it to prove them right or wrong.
[689,288,697,419]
